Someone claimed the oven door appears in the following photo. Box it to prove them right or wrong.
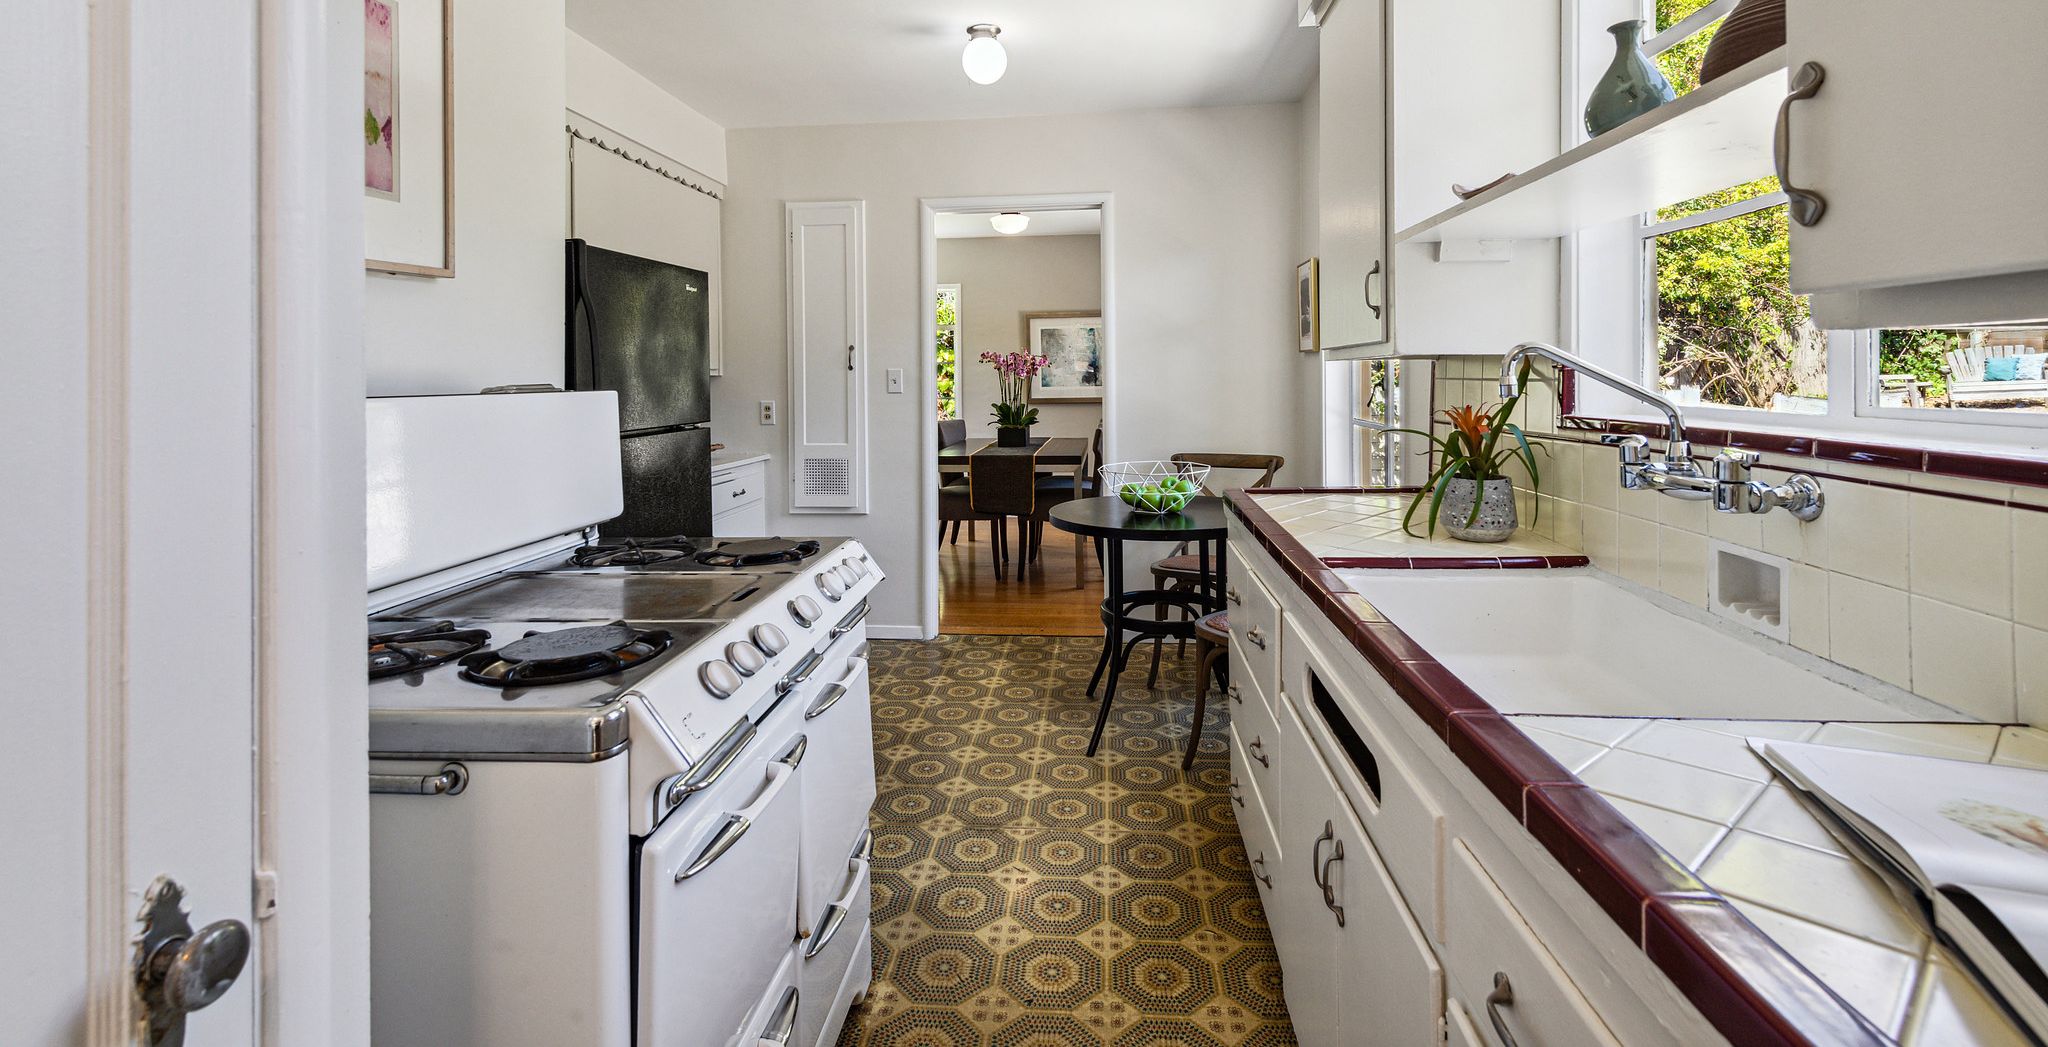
[637,735,804,1047]
[798,834,872,1047]
[792,644,875,938]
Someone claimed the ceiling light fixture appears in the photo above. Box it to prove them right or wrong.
[989,212,1030,235]
[962,24,1007,85]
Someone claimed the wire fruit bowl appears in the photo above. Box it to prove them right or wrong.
[1101,461,1211,515]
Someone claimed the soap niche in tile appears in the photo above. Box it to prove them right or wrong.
[1707,540,1790,643]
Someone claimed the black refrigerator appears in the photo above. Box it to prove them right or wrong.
[565,239,713,537]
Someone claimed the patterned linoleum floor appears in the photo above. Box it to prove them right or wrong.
[837,634,1297,1047]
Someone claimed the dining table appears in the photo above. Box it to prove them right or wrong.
[937,435,1088,470]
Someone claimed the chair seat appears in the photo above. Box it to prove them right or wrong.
[1194,611,1229,644]
[1150,553,1209,580]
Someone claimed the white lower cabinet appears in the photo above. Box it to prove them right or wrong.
[1446,998,1488,1047]
[1267,698,1443,1047]
[1442,840,1621,1047]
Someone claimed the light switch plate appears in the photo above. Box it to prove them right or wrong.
[885,368,905,394]
[759,400,778,425]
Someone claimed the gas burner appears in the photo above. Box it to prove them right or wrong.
[695,538,822,568]
[569,536,701,568]
[458,621,673,688]
[369,620,492,680]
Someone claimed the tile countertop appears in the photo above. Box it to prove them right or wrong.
[1224,488,2040,1047]
[1515,716,2044,1046]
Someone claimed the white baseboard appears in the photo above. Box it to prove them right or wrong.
[866,623,932,641]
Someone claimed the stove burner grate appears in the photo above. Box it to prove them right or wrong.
[695,538,822,568]
[458,621,673,688]
[369,620,492,680]
[569,536,701,568]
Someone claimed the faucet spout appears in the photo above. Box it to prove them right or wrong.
[1499,341,1687,447]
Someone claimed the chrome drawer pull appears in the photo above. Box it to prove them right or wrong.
[368,763,467,796]
[760,985,800,1045]
[1227,586,1242,606]
[1244,627,1266,650]
[1226,684,1243,705]
[1252,854,1273,889]
[804,854,870,958]
[1772,62,1828,227]
[1247,737,1269,768]
[1486,973,1520,1047]
[1228,781,1245,808]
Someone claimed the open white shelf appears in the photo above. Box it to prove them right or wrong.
[1396,48,1789,244]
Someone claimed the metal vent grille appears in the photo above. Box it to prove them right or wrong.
[802,457,851,497]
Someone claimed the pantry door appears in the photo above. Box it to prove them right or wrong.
[2,1,366,1045]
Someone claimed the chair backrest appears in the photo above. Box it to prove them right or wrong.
[937,418,967,448]
[1171,452,1284,491]
[1089,423,1105,486]
[1946,342,2031,381]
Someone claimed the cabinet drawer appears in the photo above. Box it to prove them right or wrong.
[1228,666,1283,845]
[1225,542,1282,701]
[1444,841,1620,1047]
[1228,722,1281,895]
[712,464,765,511]
[1284,616,1445,943]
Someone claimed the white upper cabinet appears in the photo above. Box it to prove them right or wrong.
[1317,0,1392,351]
[1786,0,2048,318]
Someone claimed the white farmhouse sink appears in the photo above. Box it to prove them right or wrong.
[1336,569,1970,722]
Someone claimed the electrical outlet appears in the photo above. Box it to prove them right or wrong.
[759,400,778,425]
[885,368,905,394]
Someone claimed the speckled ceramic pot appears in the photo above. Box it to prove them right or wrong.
[1441,478,1518,543]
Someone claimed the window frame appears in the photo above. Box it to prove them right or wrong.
[935,283,961,421]
[1344,358,1434,487]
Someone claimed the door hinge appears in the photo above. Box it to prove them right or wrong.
[253,870,279,920]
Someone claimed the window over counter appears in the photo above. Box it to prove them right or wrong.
[1341,358,1432,487]
[1570,0,2048,448]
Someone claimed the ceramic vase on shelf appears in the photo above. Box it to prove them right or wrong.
[1440,477,1518,543]
[1584,19,1676,136]
[996,425,1030,448]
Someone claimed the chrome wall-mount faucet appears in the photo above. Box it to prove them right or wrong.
[1500,342,1824,521]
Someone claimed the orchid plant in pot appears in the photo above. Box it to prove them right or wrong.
[981,350,1048,446]
[1395,361,1544,542]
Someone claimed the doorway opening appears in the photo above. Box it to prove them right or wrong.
[919,197,1114,636]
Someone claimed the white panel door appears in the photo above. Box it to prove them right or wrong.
[786,201,869,512]
[1787,0,2048,295]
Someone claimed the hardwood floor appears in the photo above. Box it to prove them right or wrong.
[938,519,1103,636]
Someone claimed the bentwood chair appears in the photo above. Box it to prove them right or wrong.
[1146,452,1283,684]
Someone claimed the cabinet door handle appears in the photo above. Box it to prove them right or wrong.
[1772,62,1828,227]
[1227,585,1242,606]
[1310,821,1334,891]
[1363,259,1383,320]
[1244,627,1266,650]
[1247,737,1269,768]
[1228,781,1245,808]
[1318,826,1347,927]
[1226,684,1243,705]
[731,487,747,497]
[1251,854,1273,889]
[1485,972,1520,1047]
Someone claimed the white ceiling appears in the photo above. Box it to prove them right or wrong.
[567,0,1318,129]
[936,209,1101,239]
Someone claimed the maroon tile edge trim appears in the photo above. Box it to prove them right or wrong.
[1224,487,1892,1047]
[1554,416,2048,490]
[1321,554,1592,570]
[1645,900,1891,1047]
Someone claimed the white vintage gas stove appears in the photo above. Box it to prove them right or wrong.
[364,392,882,1047]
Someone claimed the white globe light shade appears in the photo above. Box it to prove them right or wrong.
[962,28,1007,85]
[989,212,1030,235]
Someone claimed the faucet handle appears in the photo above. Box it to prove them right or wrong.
[1601,433,1650,466]
[1714,450,1762,483]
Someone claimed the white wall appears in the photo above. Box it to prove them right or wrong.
[939,234,1103,440]
[716,104,1304,633]
[363,0,568,396]
[566,30,728,185]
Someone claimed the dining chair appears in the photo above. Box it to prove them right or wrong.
[1145,452,1283,685]
[1025,422,1101,578]
[936,419,973,544]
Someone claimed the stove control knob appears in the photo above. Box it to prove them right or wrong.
[836,564,861,587]
[816,572,846,602]
[725,641,766,676]
[750,624,789,656]
[699,660,743,699]
[788,595,823,628]
[840,557,865,578]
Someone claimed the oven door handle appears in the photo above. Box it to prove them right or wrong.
[675,760,794,882]
[777,733,808,771]
[804,657,869,720]
[662,718,757,812]
[803,855,871,959]
[829,601,871,639]
[757,985,800,1046]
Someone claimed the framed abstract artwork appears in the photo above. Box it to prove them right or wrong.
[1297,257,1320,352]
[1022,311,1104,403]
[365,0,455,277]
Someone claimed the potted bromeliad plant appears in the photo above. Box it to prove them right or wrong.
[981,350,1048,446]
[1395,360,1544,542]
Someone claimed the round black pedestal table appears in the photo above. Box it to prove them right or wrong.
[1047,496,1230,759]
